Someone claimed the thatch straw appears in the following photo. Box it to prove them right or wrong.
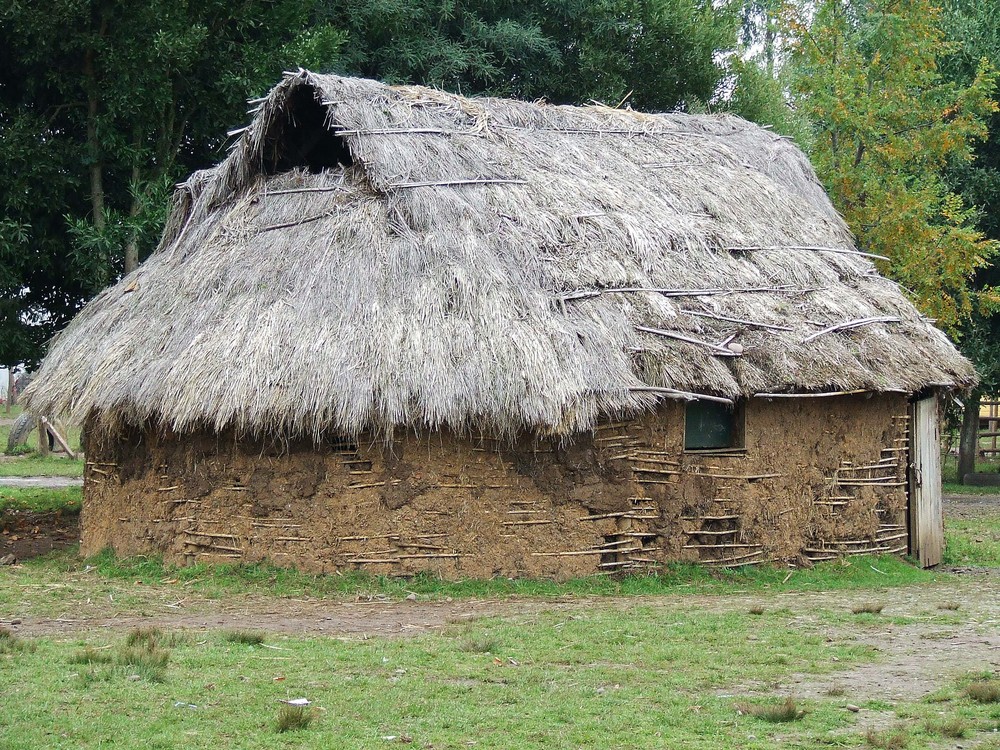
[24,70,974,440]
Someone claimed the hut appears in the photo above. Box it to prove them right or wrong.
[25,71,973,577]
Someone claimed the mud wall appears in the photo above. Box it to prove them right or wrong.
[82,393,911,578]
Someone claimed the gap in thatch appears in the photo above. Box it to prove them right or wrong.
[264,83,353,175]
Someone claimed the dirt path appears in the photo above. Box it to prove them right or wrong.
[0,476,82,488]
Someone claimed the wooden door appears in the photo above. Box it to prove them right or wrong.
[909,396,943,567]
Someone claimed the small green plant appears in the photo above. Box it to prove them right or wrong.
[864,728,909,750]
[852,602,885,614]
[5,444,34,457]
[824,685,846,697]
[276,704,314,733]
[223,629,265,646]
[924,717,969,738]
[69,646,114,665]
[734,696,804,722]
[966,679,1000,704]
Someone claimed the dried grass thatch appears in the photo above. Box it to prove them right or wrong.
[25,71,974,440]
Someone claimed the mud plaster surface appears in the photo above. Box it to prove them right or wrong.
[82,394,911,578]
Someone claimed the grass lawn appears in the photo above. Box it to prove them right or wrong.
[2,484,999,748]
[0,486,82,514]
[1,409,84,476]
[944,514,1000,567]
[942,453,1000,495]
[1,580,998,749]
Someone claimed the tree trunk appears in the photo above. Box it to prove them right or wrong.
[83,21,106,232]
[958,389,981,484]
[5,368,12,414]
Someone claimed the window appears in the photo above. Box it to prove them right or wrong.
[684,400,743,451]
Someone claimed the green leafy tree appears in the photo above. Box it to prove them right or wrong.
[0,0,344,366]
[328,0,736,110]
[2,0,744,370]
[787,0,998,333]
[938,0,1000,479]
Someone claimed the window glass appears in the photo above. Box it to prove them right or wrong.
[684,401,740,450]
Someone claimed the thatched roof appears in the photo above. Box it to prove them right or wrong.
[25,70,974,439]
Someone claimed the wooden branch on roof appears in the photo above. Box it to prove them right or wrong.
[559,285,809,302]
[334,127,465,136]
[266,186,349,196]
[492,123,733,138]
[634,325,741,357]
[682,310,793,331]
[754,388,907,399]
[629,386,734,405]
[389,178,527,189]
[801,316,902,344]
[259,211,333,232]
[726,245,890,262]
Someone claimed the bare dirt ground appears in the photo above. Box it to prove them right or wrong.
[0,508,78,561]
[1,492,998,727]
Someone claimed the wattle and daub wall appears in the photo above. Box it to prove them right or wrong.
[83,394,911,578]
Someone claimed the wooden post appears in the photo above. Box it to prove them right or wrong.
[909,396,943,567]
[37,419,50,457]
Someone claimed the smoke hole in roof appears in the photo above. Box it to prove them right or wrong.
[264,84,354,175]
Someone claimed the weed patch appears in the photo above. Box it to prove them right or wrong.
[68,646,113,665]
[223,629,265,646]
[966,679,1000,704]
[276,704,315,733]
[924,717,969,738]
[125,626,163,648]
[459,636,501,654]
[735,696,805,722]
[864,727,909,749]
[0,626,34,654]
[851,602,885,614]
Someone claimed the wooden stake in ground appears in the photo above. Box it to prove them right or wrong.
[37,419,50,457]
[41,417,77,460]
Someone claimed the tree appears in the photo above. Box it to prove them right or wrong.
[787,0,998,333]
[938,0,1000,480]
[1,0,743,369]
[325,0,736,110]
[0,0,344,367]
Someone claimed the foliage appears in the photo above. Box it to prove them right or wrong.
[331,0,736,111]
[0,0,345,367]
[0,0,748,368]
[787,0,999,333]
[939,0,1000,397]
